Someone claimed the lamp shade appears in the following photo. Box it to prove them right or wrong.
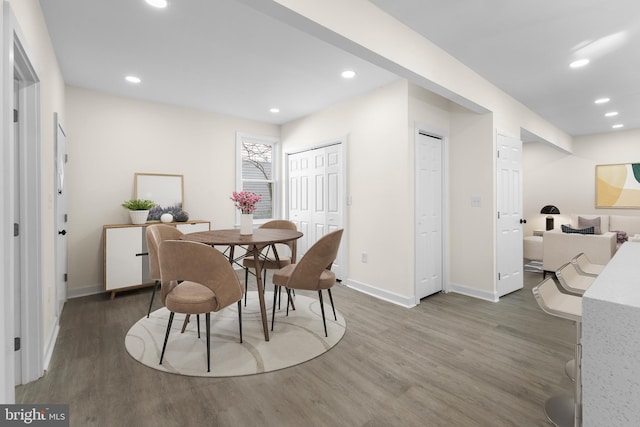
[540,205,560,215]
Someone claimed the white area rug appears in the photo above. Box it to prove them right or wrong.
[125,292,346,377]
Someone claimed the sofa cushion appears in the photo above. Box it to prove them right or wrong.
[578,216,602,234]
[562,224,595,234]
[570,214,609,233]
[609,215,640,237]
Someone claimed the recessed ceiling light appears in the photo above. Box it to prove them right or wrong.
[570,59,590,68]
[269,108,280,114]
[594,98,610,104]
[341,70,356,79]
[145,0,168,8]
[605,111,619,117]
[612,124,624,129]
[125,75,141,84]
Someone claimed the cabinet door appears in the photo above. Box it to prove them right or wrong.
[105,227,144,291]
[176,222,210,233]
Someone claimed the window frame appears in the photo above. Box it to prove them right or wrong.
[235,132,280,225]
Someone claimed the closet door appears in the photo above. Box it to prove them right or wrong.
[287,143,345,278]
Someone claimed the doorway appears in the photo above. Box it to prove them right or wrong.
[286,140,346,279]
[415,129,445,301]
[8,24,44,390]
[496,133,524,297]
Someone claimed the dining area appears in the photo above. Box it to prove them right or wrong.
[125,216,346,377]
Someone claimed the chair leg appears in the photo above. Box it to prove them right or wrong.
[181,315,190,334]
[237,300,243,343]
[196,314,201,339]
[244,267,249,306]
[205,312,211,372]
[286,288,293,316]
[271,285,279,331]
[160,312,175,365]
[147,280,160,318]
[327,288,337,321]
[318,290,328,337]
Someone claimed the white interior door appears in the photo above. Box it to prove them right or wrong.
[55,114,68,315]
[496,133,524,297]
[13,78,22,385]
[415,131,443,300]
[287,142,345,278]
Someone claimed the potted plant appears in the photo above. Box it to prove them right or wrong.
[122,199,156,225]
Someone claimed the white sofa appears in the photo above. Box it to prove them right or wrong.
[542,214,640,273]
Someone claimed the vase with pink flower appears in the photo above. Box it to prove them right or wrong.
[230,191,262,235]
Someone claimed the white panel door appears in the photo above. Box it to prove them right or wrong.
[415,132,443,299]
[287,143,345,278]
[324,144,344,275]
[288,150,312,255]
[496,133,524,297]
[55,115,68,316]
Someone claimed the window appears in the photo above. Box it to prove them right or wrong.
[236,133,279,221]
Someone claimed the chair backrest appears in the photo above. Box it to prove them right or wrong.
[532,277,582,322]
[555,262,595,295]
[571,252,604,277]
[159,240,243,311]
[146,224,184,281]
[285,229,343,290]
[259,220,298,262]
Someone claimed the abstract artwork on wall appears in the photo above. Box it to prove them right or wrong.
[596,163,640,208]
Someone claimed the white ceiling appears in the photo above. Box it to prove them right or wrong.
[39,0,640,136]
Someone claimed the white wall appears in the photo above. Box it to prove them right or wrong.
[65,87,279,296]
[449,110,496,297]
[523,128,640,234]
[282,80,493,305]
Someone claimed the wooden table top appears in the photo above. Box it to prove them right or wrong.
[181,228,303,246]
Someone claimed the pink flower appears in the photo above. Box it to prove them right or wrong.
[230,191,262,214]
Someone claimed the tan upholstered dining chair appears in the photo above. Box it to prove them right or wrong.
[158,240,244,372]
[242,220,298,306]
[146,224,184,317]
[271,228,343,337]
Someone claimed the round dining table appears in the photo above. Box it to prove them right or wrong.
[181,228,303,341]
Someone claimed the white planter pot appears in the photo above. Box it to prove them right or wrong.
[129,210,149,225]
[240,213,253,235]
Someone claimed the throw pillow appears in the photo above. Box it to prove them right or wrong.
[578,216,602,234]
[561,224,595,235]
[611,230,628,244]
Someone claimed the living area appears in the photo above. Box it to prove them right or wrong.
[523,130,640,273]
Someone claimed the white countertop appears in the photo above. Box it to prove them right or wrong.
[582,242,640,426]
[583,241,640,307]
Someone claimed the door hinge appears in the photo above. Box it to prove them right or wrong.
[497,211,501,219]
[64,273,68,282]
[13,109,18,123]
[497,150,500,158]
[64,153,69,163]
[14,337,21,351]
[14,223,19,237]
[64,213,68,223]
[498,272,501,280]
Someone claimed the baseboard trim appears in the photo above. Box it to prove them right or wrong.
[344,279,416,308]
[67,284,103,299]
[447,282,499,302]
[43,319,60,372]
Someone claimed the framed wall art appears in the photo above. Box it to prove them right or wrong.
[134,173,184,220]
[596,163,640,208]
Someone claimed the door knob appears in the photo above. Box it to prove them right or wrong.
[58,229,67,235]
[519,219,527,224]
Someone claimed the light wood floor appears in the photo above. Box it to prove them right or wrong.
[16,271,573,426]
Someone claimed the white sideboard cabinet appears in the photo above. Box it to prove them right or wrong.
[103,220,210,299]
